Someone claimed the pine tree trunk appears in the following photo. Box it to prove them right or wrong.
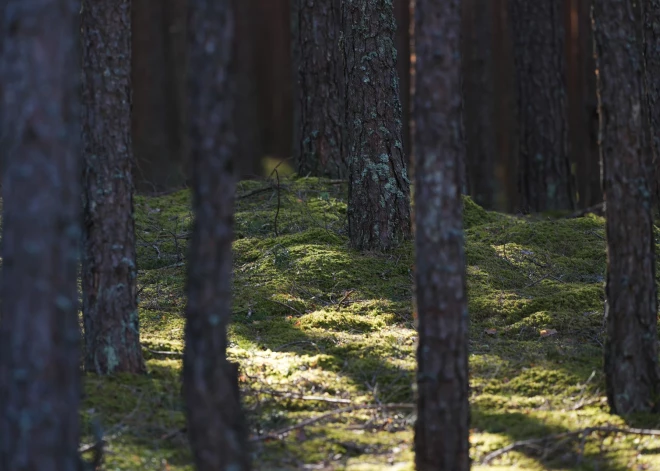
[342,0,411,252]
[462,0,497,209]
[510,0,575,212]
[292,0,346,178]
[592,0,660,414]
[183,0,251,469]
[0,0,82,468]
[81,0,146,375]
[644,0,660,211]
[413,0,470,469]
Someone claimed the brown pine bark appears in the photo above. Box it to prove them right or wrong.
[342,0,411,252]
[0,0,82,468]
[592,0,660,414]
[183,0,251,469]
[81,0,146,375]
[644,0,660,211]
[510,0,575,212]
[462,0,497,209]
[413,0,470,469]
[292,0,346,178]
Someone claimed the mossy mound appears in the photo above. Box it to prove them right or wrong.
[80,177,660,471]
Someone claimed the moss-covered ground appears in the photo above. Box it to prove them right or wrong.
[80,177,660,470]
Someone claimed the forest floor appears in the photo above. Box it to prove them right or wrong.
[80,176,660,470]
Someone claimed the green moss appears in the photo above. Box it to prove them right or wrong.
[75,177,660,470]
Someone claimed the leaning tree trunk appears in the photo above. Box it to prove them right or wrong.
[593,0,660,414]
[0,0,82,468]
[81,0,146,375]
[644,0,660,212]
[342,0,411,252]
[510,0,575,212]
[413,0,470,469]
[183,0,251,469]
[292,0,346,178]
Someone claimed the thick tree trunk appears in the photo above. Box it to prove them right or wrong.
[81,0,146,375]
[131,0,188,192]
[413,0,470,469]
[292,0,346,178]
[510,0,575,212]
[342,0,411,252]
[0,0,82,468]
[183,0,251,469]
[644,0,660,211]
[462,0,497,209]
[593,0,660,414]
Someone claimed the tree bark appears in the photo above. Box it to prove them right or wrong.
[413,0,470,469]
[462,0,497,209]
[592,0,660,414]
[183,0,251,469]
[510,0,575,212]
[0,0,82,468]
[81,0,146,376]
[643,0,660,212]
[342,0,411,252]
[292,0,346,178]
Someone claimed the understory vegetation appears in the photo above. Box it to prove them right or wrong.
[80,177,660,470]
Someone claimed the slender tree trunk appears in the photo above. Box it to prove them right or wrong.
[292,0,346,178]
[0,0,82,468]
[592,0,660,414]
[81,0,146,375]
[413,0,470,469]
[644,0,660,211]
[510,0,575,212]
[183,0,251,469]
[462,0,497,209]
[342,0,411,252]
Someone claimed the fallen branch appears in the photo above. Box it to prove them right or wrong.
[565,202,605,219]
[257,389,352,404]
[143,347,184,357]
[249,403,414,442]
[480,425,660,465]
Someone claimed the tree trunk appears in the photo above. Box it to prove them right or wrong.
[592,0,660,414]
[413,0,470,469]
[292,0,346,178]
[510,0,575,212]
[183,0,251,469]
[644,0,660,212]
[342,0,411,252]
[131,0,188,192]
[462,0,497,209]
[0,0,82,468]
[81,0,146,375]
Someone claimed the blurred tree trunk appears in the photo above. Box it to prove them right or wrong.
[132,0,187,192]
[81,0,146,375]
[183,0,251,468]
[292,0,346,178]
[342,0,411,252]
[0,0,82,467]
[462,0,497,209]
[644,0,660,211]
[510,0,575,212]
[593,0,660,414]
[413,0,470,468]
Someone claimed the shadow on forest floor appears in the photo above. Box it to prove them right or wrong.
[79,177,660,470]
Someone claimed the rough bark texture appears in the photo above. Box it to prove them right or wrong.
[82,0,146,375]
[183,0,251,469]
[413,0,470,469]
[342,0,411,252]
[131,0,188,192]
[462,0,497,209]
[592,0,660,414]
[510,0,575,212]
[0,0,82,468]
[644,0,660,211]
[292,0,346,178]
